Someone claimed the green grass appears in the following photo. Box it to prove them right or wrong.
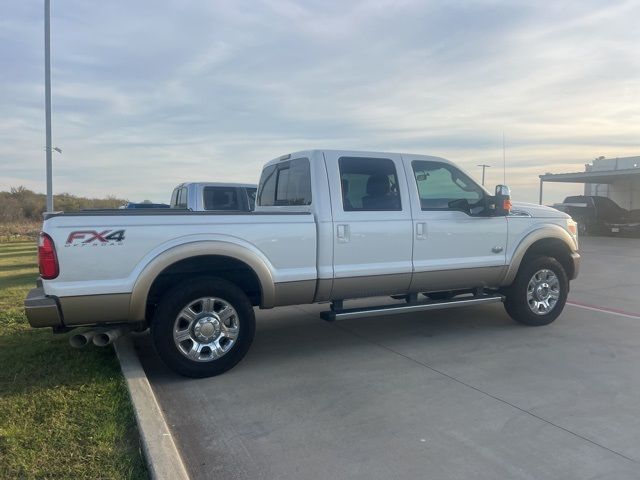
[0,241,148,479]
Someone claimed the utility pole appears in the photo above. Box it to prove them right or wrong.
[44,0,53,212]
[477,164,491,186]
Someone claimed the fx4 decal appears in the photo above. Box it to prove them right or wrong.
[65,229,126,246]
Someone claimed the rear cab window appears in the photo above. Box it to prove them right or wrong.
[257,158,312,207]
[203,186,240,210]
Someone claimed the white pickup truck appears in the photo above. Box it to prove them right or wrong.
[25,149,580,377]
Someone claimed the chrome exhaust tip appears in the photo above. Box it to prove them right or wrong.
[93,326,129,347]
[69,331,96,348]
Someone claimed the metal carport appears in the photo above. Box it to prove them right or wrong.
[539,167,640,206]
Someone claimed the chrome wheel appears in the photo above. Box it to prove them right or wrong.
[526,269,560,315]
[173,297,239,362]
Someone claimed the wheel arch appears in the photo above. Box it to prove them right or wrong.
[129,241,275,321]
[502,225,577,286]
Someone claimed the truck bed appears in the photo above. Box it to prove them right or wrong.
[41,210,318,304]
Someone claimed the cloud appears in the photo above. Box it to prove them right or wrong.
[1,0,638,204]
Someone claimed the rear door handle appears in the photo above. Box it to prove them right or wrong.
[337,224,350,243]
[416,222,427,240]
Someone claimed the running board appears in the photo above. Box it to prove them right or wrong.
[320,294,504,321]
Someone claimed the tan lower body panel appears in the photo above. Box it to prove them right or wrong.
[326,267,505,302]
[59,293,131,326]
[410,266,506,292]
[60,282,317,324]
[313,278,333,303]
[331,273,412,300]
[273,280,316,307]
[57,267,505,323]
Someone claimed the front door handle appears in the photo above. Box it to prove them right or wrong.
[337,224,350,243]
[416,222,427,240]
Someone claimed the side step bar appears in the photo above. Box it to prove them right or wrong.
[320,294,504,321]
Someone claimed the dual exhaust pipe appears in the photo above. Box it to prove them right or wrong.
[69,326,130,348]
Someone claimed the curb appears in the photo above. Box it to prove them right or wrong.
[115,335,190,480]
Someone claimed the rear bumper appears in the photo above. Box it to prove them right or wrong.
[570,252,581,280]
[24,287,62,328]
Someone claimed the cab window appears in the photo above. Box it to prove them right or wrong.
[246,187,257,210]
[411,161,484,212]
[203,186,240,210]
[172,187,188,209]
[339,157,401,211]
[258,158,311,206]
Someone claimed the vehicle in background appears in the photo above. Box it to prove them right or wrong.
[170,183,257,211]
[606,220,640,237]
[120,202,170,209]
[553,195,640,235]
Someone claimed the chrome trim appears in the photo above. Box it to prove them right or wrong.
[173,296,239,362]
[526,269,560,315]
[324,295,504,321]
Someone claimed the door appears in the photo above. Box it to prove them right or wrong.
[404,155,508,292]
[324,151,414,299]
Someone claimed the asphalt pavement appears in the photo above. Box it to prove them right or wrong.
[136,236,640,480]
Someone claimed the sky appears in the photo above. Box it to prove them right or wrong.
[1,0,639,204]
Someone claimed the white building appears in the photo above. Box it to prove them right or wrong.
[539,155,640,209]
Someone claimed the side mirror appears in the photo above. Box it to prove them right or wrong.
[494,185,512,216]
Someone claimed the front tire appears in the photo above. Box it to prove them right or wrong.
[504,256,568,326]
[151,277,255,378]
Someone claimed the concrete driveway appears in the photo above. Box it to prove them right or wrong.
[137,236,640,479]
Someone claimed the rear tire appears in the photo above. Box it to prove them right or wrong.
[504,256,568,326]
[151,276,255,377]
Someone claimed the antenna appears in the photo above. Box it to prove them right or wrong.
[502,132,506,184]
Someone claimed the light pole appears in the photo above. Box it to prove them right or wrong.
[477,164,491,186]
[44,0,53,212]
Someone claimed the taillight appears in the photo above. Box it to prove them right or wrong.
[38,232,59,279]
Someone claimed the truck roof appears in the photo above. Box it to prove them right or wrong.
[173,182,257,189]
[263,149,455,168]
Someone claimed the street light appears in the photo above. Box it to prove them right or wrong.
[477,164,491,186]
[44,0,53,212]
